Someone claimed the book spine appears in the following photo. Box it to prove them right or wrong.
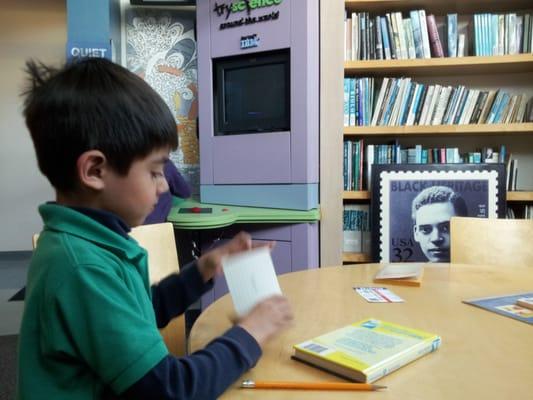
[447,13,458,57]
[404,18,417,59]
[349,78,356,126]
[386,13,398,59]
[442,86,459,125]
[413,85,427,124]
[380,16,392,60]
[375,16,383,60]
[351,12,358,60]
[369,16,375,60]
[457,33,466,57]
[345,14,352,60]
[419,10,432,58]
[410,10,424,58]
[427,14,444,57]
[343,78,350,126]
[395,12,408,60]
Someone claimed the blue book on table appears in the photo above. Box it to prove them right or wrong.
[464,292,533,325]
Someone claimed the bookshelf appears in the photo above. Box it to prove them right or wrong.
[343,190,533,202]
[345,54,533,76]
[338,0,533,264]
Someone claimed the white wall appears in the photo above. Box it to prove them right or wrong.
[0,0,66,251]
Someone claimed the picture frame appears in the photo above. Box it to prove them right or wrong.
[371,163,506,263]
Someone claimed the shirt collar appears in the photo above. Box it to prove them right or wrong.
[39,203,144,262]
[68,206,131,238]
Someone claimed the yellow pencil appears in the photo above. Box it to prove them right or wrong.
[240,380,386,391]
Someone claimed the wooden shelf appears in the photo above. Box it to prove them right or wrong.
[343,252,372,263]
[345,54,533,76]
[344,0,533,15]
[507,191,533,202]
[344,123,533,137]
[343,191,533,202]
[343,190,371,200]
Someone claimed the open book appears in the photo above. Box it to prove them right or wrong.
[293,318,441,383]
[373,263,424,287]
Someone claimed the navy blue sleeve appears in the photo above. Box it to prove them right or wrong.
[121,325,261,400]
[151,260,213,329]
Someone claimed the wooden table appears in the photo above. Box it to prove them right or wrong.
[189,263,533,399]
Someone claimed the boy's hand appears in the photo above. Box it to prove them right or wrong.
[237,295,293,347]
[197,232,274,283]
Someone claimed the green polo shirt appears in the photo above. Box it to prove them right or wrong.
[17,204,169,399]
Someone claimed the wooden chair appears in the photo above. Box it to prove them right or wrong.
[450,217,533,267]
[128,222,186,356]
[33,222,186,356]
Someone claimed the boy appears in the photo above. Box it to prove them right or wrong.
[17,58,293,400]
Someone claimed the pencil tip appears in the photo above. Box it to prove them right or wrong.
[373,384,387,390]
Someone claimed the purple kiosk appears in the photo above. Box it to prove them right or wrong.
[197,0,319,307]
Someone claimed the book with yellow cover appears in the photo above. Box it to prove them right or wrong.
[373,263,424,287]
[292,318,441,383]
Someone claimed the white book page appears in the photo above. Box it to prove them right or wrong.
[222,247,282,316]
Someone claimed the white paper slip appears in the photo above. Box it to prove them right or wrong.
[354,287,404,303]
[222,247,282,316]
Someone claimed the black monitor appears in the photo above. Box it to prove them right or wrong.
[213,49,290,136]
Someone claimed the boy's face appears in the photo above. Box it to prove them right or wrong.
[100,148,170,227]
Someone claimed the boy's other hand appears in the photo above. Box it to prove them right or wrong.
[237,295,293,347]
[197,232,274,283]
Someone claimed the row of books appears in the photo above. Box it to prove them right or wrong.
[507,204,533,219]
[474,13,533,56]
[343,141,509,191]
[343,204,371,254]
[343,78,374,126]
[344,9,533,61]
[345,10,452,60]
[343,76,533,127]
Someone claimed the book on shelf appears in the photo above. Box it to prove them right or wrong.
[426,14,444,57]
[292,318,441,383]
[373,263,424,287]
[446,14,458,57]
[463,292,533,325]
[457,33,466,56]
[343,204,371,254]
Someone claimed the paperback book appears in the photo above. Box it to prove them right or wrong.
[293,318,441,383]
[463,292,533,325]
[373,263,424,287]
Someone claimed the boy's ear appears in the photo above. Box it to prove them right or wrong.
[76,150,108,191]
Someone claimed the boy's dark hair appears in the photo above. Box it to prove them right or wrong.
[22,58,178,192]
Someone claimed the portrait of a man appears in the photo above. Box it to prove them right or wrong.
[411,186,468,262]
[371,164,505,263]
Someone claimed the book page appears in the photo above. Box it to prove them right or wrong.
[222,247,282,316]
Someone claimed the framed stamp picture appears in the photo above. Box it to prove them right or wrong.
[371,164,506,263]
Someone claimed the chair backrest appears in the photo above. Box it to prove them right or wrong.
[450,217,533,267]
[129,223,179,285]
[129,222,186,356]
[33,222,186,356]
